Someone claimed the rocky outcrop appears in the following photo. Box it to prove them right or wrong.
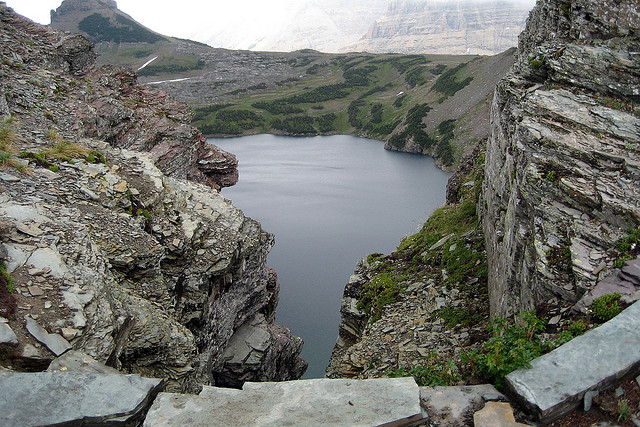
[341,0,535,55]
[420,384,507,426]
[482,0,640,318]
[327,150,489,379]
[0,3,305,391]
[2,3,236,190]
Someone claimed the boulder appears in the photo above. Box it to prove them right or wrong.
[420,384,507,426]
[47,350,120,374]
[0,319,17,346]
[25,316,72,357]
[0,372,164,426]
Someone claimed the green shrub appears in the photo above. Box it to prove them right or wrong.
[467,312,550,389]
[393,94,406,108]
[357,271,407,323]
[432,63,473,99]
[0,262,14,294]
[529,57,544,70]
[315,113,337,133]
[613,227,639,268]
[435,306,483,328]
[272,115,316,135]
[370,103,383,124]
[386,351,461,386]
[252,101,303,115]
[87,150,107,165]
[347,99,365,129]
[546,245,572,274]
[566,319,588,336]
[589,293,621,322]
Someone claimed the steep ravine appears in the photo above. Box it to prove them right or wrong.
[0,3,306,391]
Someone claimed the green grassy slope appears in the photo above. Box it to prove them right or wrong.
[189,49,515,170]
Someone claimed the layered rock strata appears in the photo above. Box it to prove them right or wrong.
[483,0,640,317]
[0,3,305,390]
[341,0,535,55]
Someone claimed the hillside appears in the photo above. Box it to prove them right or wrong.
[49,0,210,78]
[46,0,520,171]
[179,49,515,170]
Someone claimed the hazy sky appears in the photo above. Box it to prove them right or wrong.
[8,0,536,51]
[6,0,304,40]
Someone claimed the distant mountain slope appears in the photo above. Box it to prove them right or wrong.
[44,0,518,171]
[340,0,536,55]
[183,0,534,55]
[192,0,390,53]
[49,0,209,76]
[50,0,167,44]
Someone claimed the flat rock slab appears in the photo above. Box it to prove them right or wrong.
[0,321,18,346]
[25,316,72,356]
[47,350,121,374]
[474,402,527,427]
[0,372,164,426]
[145,377,421,426]
[420,384,506,426]
[506,300,640,423]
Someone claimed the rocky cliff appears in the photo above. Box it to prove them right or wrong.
[328,0,639,388]
[483,0,640,318]
[0,3,306,391]
[341,0,535,55]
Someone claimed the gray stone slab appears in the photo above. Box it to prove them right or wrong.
[25,316,72,356]
[621,258,640,286]
[47,350,120,374]
[420,384,506,426]
[0,321,18,346]
[505,300,640,423]
[0,372,164,426]
[145,377,421,426]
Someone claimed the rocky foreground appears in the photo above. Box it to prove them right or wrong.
[0,3,305,392]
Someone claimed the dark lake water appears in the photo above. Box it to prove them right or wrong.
[210,134,450,378]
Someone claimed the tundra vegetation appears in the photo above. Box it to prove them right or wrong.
[190,53,483,167]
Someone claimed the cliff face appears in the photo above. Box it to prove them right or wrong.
[483,0,640,317]
[0,4,305,390]
[328,0,639,382]
[341,0,535,55]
